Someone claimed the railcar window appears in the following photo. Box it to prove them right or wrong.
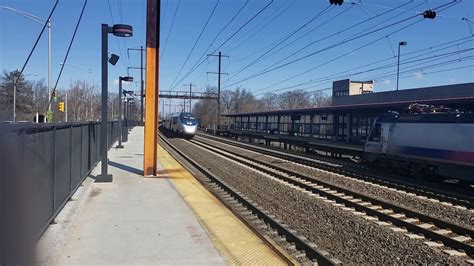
[368,123,381,142]
[180,113,196,121]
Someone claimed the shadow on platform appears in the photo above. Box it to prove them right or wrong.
[109,160,143,175]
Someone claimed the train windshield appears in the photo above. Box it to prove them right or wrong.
[180,113,197,125]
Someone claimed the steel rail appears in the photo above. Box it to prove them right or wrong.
[190,138,474,257]
[196,133,474,209]
[159,133,339,265]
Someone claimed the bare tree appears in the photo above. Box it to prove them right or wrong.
[260,92,279,111]
[193,85,217,127]
[311,91,332,107]
[31,79,49,115]
[278,89,311,110]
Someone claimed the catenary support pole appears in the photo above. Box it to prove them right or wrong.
[207,52,228,129]
[143,0,160,176]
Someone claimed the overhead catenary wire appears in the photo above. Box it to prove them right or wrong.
[46,0,88,113]
[225,0,460,89]
[226,0,296,56]
[278,62,474,99]
[14,0,59,87]
[229,4,333,80]
[256,35,474,95]
[273,53,474,97]
[223,0,417,86]
[255,37,474,96]
[168,0,275,91]
[240,2,355,69]
[168,0,220,90]
[116,0,123,24]
[160,0,169,32]
[180,0,250,87]
[161,0,181,59]
[107,0,128,73]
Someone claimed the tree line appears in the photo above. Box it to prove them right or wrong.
[193,86,331,127]
[0,70,140,123]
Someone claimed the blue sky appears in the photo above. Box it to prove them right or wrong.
[1,0,473,112]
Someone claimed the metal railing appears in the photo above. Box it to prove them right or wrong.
[0,120,131,264]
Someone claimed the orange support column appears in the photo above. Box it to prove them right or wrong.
[143,0,160,176]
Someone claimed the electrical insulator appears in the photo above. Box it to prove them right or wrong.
[329,0,343,5]
[423,10,437,19]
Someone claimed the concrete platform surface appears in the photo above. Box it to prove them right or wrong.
[54,127,225,265]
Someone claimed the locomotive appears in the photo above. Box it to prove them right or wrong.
[163,112,198,138]
[363,109,474,183]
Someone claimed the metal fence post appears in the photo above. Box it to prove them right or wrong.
[69,125,73,192]
[51,126,56,217]
[80,125,83,178]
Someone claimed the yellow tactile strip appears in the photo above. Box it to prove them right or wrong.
[158,144,288,265]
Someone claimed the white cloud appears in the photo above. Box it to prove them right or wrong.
[415,72,424,79]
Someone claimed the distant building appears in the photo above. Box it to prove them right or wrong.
[332,79,374,97]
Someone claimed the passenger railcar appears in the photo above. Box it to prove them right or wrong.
[364,111,474,183]
[163,112,197,138]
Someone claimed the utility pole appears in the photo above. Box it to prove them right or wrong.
[207,52,228,129]
[127,46,146,122]
[183,83,196,113]
[65,90,68,122]
[143,0,160,177]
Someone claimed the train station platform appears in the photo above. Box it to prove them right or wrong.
[223,129,363,156]
[47,127,287,265]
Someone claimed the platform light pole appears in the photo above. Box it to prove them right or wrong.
[98,24,133,182]
[396,41,407,91]
[117,76,133,149]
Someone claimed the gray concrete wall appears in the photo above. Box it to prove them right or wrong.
[332,83,474,106]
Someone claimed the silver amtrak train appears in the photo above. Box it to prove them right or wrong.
[163,112,198,138]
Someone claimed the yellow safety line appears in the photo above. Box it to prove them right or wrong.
[158,144,289,265]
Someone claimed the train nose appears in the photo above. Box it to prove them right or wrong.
[183,125,196,134]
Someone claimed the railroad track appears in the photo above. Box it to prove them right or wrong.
[196,132,366,169]
[196,133,474,209]
[159,134,341,265]
[189,137,474,258]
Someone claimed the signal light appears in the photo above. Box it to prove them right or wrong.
[423,10,436,19]
[52,91,57,102]
[329,0,343,5]
[59,102,65,112]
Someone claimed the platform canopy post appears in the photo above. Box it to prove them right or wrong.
[143,0,160,176]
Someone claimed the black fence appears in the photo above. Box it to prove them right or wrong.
[0,121,127,265]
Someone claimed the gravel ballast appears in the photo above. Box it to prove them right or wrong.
[196,136,474,230]
[168,137,468,264]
